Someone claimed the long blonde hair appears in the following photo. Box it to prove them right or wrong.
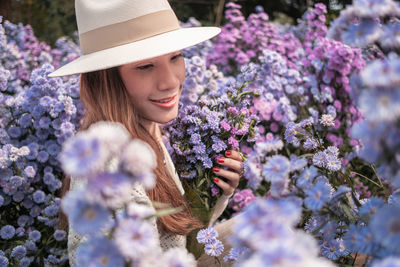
[60,67,202,235]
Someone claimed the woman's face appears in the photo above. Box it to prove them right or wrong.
[119,51,185,127]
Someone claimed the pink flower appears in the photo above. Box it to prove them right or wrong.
[270,122,279,132]
[220,121,231,131]
[228,137,239,149]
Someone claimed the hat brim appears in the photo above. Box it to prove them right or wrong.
[48,27,220,77]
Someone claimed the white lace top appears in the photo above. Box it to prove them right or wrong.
[67,141,231,266]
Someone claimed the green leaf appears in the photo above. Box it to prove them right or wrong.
[153,207,184,218]
[197,177,207,188]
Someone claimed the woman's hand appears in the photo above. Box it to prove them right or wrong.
[212,150,244,196]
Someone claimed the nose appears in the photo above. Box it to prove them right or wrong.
[157,61,180,91]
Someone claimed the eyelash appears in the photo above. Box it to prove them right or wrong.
[136,53,183,70]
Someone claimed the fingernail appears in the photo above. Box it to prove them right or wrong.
[225,150,232,157]
[217,158,224,164]
[213,167,220,173]
[213,178,219,183]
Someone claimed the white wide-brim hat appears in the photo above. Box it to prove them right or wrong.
[49,0,220,77]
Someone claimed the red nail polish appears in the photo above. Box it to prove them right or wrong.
[225,150,232,156]
[217,158,224,164]
[213,167,219,173]
[213,178,219,183]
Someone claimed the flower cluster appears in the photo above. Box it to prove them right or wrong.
[166,68,259,220]
[328,0,400,51]
[207,3,302,75]
[229,198,335,266]
[180,55,227,105]
[228,189,257,213]
[0,60,82,265]
[327,0,400,263]
[196,227,224,258]
[60,122,196,267]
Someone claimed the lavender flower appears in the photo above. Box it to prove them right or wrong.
[76,237,124,267]
[163,247,196,267]
[197,227,219,244]
[114,219,159,261]
[304,181,332,211]
[204,239,224,257]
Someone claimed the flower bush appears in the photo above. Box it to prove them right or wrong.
[0,17,82,266]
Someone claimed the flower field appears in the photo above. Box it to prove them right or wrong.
[1,0,400,266]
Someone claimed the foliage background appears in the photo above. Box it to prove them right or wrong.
[0,0,351,46]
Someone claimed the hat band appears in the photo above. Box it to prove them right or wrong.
[79,10,181,55]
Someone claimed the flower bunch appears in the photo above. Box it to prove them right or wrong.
[207,3,302,75]
[228,189,257,213]
[180,55,227,105]
[0,18,78,95]
[60,121,196,267]
[228,198,335,266]
[166,68,259,222]
[196,227,224,261]
[0,63,82,265]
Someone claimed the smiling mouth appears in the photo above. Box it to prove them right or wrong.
[150,95,175,103]
[149,94,178,108]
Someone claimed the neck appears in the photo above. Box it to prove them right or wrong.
[140,119,160,139]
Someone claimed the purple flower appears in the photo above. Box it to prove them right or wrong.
[53,230,66,241]
[228,136,239,149]
[304,181,331,211]
[197,227,219,244]
[62,189,111,236]
[11,245,26,259]
[211,136,227,153]
[325,154,341,171]
[59,134,107,178]
[76,237,124,267]
[370,205,400,249]
[0,225,15,240]
[220,121,231,131]
[262,155,290,182]
[114,219,159,261]
[342,19,382,48]
[205,239,224,256]
[190,133,202,144]
[0,256,8,266]
[24,166,36,178]
[28,230,41,242]
[312,151,326,168]
[304,138,319,150]
[321,239,348,260]
[32,190,45,203]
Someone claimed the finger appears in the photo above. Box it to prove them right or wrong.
[217,157,243,173]
[212,167,240,188]
[213,177,234,196]
[225,150,244,162]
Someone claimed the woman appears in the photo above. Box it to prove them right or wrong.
[51,0,244,265]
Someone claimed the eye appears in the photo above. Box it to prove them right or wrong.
[136,64,153,70]
[171,53,183,61]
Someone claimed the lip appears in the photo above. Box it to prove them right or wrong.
[149,94,178,109]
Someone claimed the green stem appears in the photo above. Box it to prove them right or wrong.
[350,171,382,188]
[235,90,255,102]
[215,256,222,266]
[370,164,384,187]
